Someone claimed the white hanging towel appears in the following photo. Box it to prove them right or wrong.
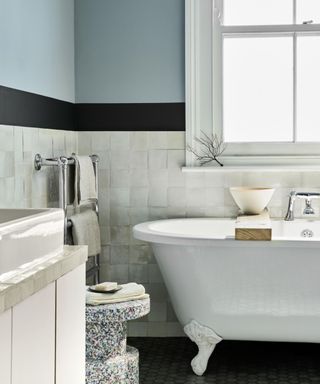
[73,155,97,206]
[69,210,101,257]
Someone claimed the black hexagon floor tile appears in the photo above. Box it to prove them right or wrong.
[128,337,320,384]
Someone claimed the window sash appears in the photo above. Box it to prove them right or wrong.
[185,0,320,166]
[221,23,320,144]
[221,24,320,35]
[220,0,320,28]
[218,0,320,143]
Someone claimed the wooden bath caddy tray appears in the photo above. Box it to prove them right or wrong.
[235,209,272,241]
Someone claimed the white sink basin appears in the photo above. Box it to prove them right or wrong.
[0,209,64,281]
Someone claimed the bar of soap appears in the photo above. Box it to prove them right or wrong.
[94,282,118,292]
[235,208,271,229]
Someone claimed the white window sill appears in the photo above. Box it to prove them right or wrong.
[182,165,320,173]
[182,156,320,172]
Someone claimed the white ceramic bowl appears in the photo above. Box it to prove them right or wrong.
[229,187,275,215]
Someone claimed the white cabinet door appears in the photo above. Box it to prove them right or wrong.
[56,264,86,384]
[0,309,12,384]
[12,283,55,384]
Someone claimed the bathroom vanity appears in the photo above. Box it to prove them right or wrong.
[0,209,88,384]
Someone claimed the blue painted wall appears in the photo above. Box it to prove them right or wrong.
[75,0,185,103]
[0,0,184,104]
[0,0,75,102]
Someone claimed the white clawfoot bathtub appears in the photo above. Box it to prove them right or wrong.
[134,218,320,375]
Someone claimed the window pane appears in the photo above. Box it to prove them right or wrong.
[223,0,293,25]
[223,37,293,143]
[296,36,320,142]
[297,0,320,24]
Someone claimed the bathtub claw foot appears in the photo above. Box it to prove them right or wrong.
[184,320,222,376]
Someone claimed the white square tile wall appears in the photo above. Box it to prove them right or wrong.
[2,126,320,337]
[78,131,320,337]
[0,125,77,209]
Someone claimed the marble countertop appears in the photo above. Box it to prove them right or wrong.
[0,245,88,314]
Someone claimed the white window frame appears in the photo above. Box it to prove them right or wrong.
[185,0,320,167]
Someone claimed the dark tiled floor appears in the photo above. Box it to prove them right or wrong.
[129,337,320,384]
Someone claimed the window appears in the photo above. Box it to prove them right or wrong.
[296,35,320,141]
[224,0,293,26]
[185,0,320,166]
[223,36,293,143]
[221,0,320,143]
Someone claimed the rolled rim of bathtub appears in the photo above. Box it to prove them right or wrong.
[133,218,320,248]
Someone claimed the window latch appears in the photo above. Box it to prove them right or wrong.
[214,6,222,23]
[302,20,314,24]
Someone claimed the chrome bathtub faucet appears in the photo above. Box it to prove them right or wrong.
[284,191,320,221]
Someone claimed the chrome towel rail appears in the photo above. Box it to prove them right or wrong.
[34,153,100,283]
[34,154,100,237]
[34,153,100,170]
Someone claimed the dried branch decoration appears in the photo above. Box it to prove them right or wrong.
[187,131,227,167]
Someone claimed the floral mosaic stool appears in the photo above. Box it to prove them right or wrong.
[86,297,150,384]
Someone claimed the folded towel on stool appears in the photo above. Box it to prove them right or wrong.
[70,210,101,257]
[86,282,149,305]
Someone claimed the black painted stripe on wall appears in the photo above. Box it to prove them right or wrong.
[75,102,185,131]
[0,86,186,131]
[0,86,75,130]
